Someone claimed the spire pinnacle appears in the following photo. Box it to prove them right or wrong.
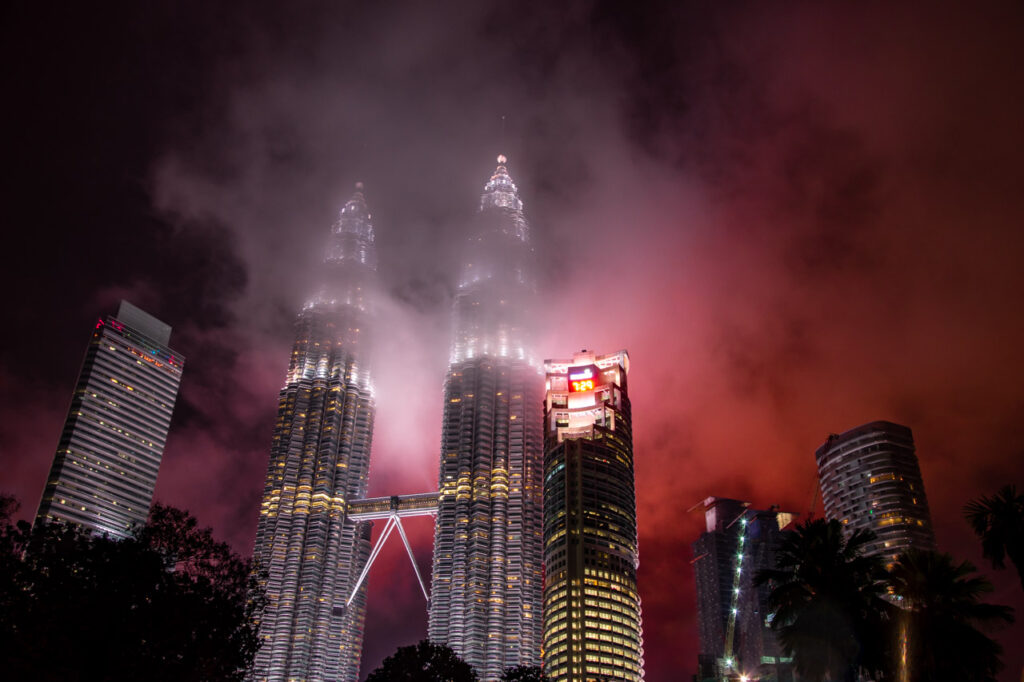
[324,182,375,269]
[480,154,527,241]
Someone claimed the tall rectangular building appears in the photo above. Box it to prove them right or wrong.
[251,185,378,682]
[543,350,644,682]
[429,157,545,680]
[36,300,184,539]
[815,420,936,563]
[692,497,795,682]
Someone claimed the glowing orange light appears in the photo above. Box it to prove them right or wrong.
[570,379,594,393]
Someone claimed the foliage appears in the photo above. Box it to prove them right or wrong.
[964,484,1024,590]
[366,639,478,682]
[755,518,893,682]
[501,665,548,681]
[0,499,264,681]
[888,549,1013,682]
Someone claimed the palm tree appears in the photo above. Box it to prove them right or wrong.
[964,484,1024,590]
[888,549,1013,682]
[755,518,893,682]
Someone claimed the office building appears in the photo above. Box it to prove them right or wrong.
[36,301,184,539]
[815,420,936,562]
[251,184,378,681]
[692,497,796,682]
[543,349,644,682]
[428,156,545,679]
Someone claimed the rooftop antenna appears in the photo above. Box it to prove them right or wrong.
[500,114,508,160]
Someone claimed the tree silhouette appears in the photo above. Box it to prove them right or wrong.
[501,665,548,681]
[366,639,478,681]
[755,518,893,682]
[888,548,1013,682]
[964,484,1024,590]
[0,498,263,681]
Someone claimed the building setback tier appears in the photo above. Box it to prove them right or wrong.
[429,156,544,680]
[251,185,378,682]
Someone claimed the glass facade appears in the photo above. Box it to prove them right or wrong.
[815,420,936,563]
[428,157,544,680]
[543,350,644,682]
[251,185,378,682]
[36,301,184,539]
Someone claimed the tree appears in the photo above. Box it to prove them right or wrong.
[0,499,263,681]
[366,640,478,682]
[888,549,1013,682]
[501,665,548,681]
[755,518,893,682]
[964,484,1024,590]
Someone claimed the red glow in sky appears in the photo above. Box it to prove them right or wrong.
[2,2,1024,680]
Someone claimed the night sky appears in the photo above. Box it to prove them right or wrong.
[3,2,1024,679]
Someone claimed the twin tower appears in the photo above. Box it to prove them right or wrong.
[251,157,643,682]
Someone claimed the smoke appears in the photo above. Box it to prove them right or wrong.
[4,1,1024,678]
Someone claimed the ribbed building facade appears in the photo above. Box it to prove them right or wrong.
[815,420,936,563]
[251,185,378,682]
[36,301,184,539]
[428,156,544,679]
[543,350,644,682]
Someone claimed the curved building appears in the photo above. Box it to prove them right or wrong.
[543,350,644,682]
[428,156,545,679]
[815,420,936,563]
[251,185,378,681]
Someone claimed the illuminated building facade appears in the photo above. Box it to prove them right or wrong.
[692,497,796,682]
[428,156,544,679]
[251,185,377,682]
[35,301,184,539]
[815,420,936,563]
[543,349,644,682]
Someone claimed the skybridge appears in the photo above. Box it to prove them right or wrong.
[338,492,440,612]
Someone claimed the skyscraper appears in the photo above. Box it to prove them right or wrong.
[543,349,644,682]
[692,497,796,682]
[428,156,544,679]
[251,185,378,682]
[36,301,184,539]
[692,497,748,680]
[815,420,936,563]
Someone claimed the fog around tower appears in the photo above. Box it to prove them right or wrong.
[3,2,1024,678]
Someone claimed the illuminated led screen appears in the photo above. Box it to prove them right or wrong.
[568,365,598,393]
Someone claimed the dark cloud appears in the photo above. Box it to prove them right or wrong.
[3,1,1024,679]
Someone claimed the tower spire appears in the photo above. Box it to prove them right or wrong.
[480,154,527,241]
[325,182,376,269]
[253,179,381,681]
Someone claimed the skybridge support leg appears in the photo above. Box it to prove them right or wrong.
[346,516,397,607]
[393,513,430,603]
[343,511,432,608]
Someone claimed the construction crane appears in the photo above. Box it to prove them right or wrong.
[721,510,751,681]
[689,497,754,681]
